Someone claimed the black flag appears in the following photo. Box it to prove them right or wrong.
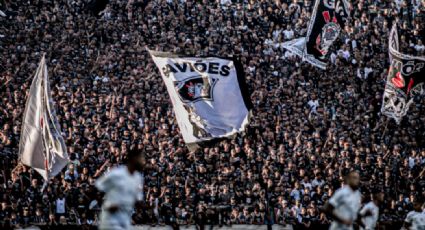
[382,24,425,124]
[282,0,351,69]
[87,0,109,17]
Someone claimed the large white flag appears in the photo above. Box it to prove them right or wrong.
[19,55,69,181]
[149,50,252,146]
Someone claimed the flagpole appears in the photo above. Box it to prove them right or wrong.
[302,0,319,64]
[40,54,50,184]
[380,120,389,141]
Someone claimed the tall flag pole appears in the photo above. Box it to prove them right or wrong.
[381,24,425,124]
[19,54,69,181]
[148,50,252,149]
[282,0,351,69]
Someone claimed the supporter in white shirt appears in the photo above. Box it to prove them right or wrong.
[291,183,302,201]
[283,25,295,40]
[264,36,274,46]
[330,52,337,64]
[404,200,425,230]
[351,40,357,49]
[272,26,282,41]
[357,66,373,80]
[55,194,66,217]
[342,50,351,60]
[364,66,373,78]
[359,192,384,230]
[96,149,146,230]
[308,94,319,114]
[394,0,403,9]
[288,0,301,13]
[219,0,231,4]
[301,177,313,191]
[312,174,325,188]
[409,152,417,169]
[324,171,362,230]
[414,40,425,53]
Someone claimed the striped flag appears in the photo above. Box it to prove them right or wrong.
[19,55,69,181]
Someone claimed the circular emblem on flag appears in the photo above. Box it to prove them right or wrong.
[316,22,341,56]
[174,76,218,103]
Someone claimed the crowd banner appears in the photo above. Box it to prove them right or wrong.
[19,55,69,181]
[149,50,252,147]
[282,0,351,69]
[381,24,425,124]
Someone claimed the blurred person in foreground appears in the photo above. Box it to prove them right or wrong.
[95,148,146,230]
[323,171,361,230]
[403,199,425,230]
[359,191,384,230]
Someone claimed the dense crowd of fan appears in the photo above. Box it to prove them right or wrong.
[1,0,425,228]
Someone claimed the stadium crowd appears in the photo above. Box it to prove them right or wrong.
[1,0,425,228]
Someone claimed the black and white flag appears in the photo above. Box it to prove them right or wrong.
[149,50,252,146]
[381,24,425,124]
[282,0,351,69]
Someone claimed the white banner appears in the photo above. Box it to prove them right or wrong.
[149,51,252,145]
[281,37,327,69]
[19,55,69,180]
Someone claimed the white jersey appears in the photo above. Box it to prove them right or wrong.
[96,166,142,230]
[56,198,66,214]
[405,211,425,230]
[359,201,379,230]
[328,186,362,230]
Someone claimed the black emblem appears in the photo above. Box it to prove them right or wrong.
[174,76,218,103]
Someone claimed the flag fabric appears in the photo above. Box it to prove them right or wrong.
[149,50,252,146]
[87,0,110,17]
[282,0,351,69]
[19,55,69,181]
[381,24,425,124]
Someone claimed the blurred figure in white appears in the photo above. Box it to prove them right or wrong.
[323,171,362,230]
[95,148,146,230]
[403,199,425,230]
[359,192,384,230]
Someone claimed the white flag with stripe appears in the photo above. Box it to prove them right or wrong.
[19,55,69,180]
